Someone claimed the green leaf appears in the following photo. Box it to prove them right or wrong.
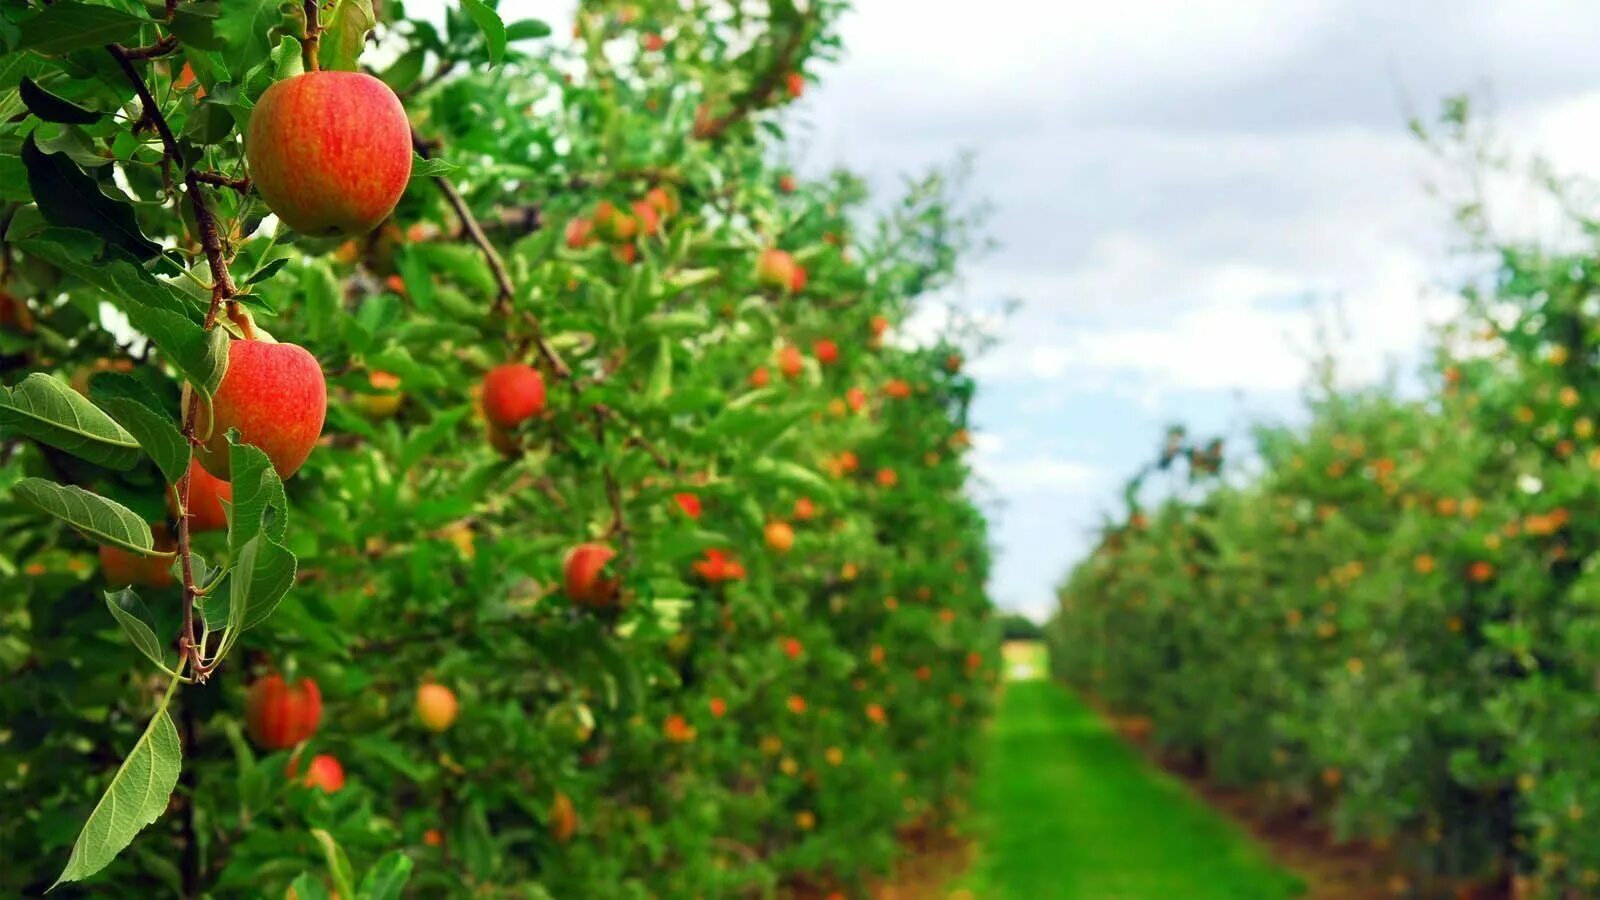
[91,378,190,486]
[165,1,226,50]
[12,479,167,557]
[379,46,427,93]
[0,53,50,123]
[215,0,287,64]
[227,435,289,554]
[318,0,376,72]
[505,18,552,41]
[357,852,414,900]
[410,155,459,180]
[288,874,332,900]
[105,589,170,670]
[647,336,673,404]
[17,230,227,398]
[19,77,101,124]
[311,829,357,900]
[22,135,160,261]
[244,257,290,286]
[460,0,506,64]
[749,458,837,503]
[17,2,146,56]
[52,682,183,886]
[227,532,296,634]
[0,373,142,470]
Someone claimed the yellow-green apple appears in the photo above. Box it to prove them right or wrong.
[764,521,795,553]
[416,683,459,732]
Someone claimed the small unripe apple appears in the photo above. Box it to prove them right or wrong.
[246,71,411,236]
[289,753,345,793]
[100,524,176,588]
[192,340,327,480]
[765,521,795,553]
[353,370,404,419]
[756,249,797,291]
[946,353,963,373]
[416,683,459,733]
[777,346,804,380]
[482,363,546,429]
[245,674,323,750]
[813,340,838,366]
[170,459,233,532]
[564,542,619,606]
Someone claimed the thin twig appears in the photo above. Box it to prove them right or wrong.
[410,125,573,380]
[121,35,180,60]
[192,170,252,194]
[109,40,239,681]
[693,6,812,141]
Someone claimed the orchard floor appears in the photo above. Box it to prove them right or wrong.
[955,674,1305,899]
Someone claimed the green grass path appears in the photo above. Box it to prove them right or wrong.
[961,679,1304,899]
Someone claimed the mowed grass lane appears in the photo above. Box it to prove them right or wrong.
[961,672,1303,899]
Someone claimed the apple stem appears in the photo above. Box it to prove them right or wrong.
[110,39,242,679]
[303,0,323,73]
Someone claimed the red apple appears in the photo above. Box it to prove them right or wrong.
[564,542,618,606]
[192,339,327,480]
[100,524,176,588]
[289,753,345,793]
[246,71,411,236]
[566,216,596,250]
[749,366,771,389]
[777,345,804,380]
[631,200,661,237]
[171,458,233,532]
[245,674,323,750]
[813,339,839,366]
[482,363,546,429]
[786,71,805,99]
[416,683,459,732]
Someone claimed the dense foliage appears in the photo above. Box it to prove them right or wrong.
[0,1,997,896]
[1049,107,1600,898]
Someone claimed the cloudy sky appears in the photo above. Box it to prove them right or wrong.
[440,1,1600,618]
